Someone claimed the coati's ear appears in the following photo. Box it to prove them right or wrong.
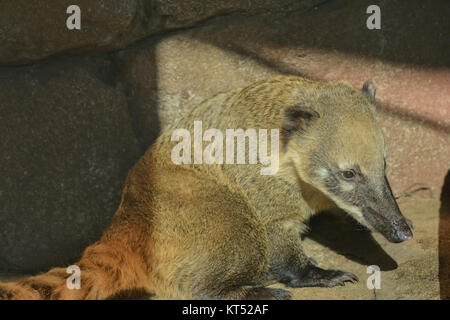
[362,80,376,104]
[282,104,320,140]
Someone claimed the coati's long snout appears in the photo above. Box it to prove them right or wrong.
[362,175,413,243]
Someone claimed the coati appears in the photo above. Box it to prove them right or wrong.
[0,76,413,300]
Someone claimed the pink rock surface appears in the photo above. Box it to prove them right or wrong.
[116,0,449,197]
[282,50,450,196]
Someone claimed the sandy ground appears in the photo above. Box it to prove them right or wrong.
[269,196,441,300]
[0,197,442,300]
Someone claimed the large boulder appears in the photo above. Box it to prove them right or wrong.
[0,57,141,273]
[0,0,318,66]
[0,1,138,65]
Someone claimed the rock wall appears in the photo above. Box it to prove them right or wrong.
[0,0,448,273]
[0,0,316,65]
[0,57,141,272]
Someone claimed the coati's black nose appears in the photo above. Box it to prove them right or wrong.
[394,229,413,242]
[363,206,414,243]
[391,220,413,243]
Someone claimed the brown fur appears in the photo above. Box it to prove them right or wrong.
[0,76,404,299]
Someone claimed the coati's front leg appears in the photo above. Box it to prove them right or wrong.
[266,220,358,288]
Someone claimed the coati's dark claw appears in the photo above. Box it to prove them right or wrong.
[281,265,359,288]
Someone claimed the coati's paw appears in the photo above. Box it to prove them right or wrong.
[244,287,292,300]
[281,265,358,288]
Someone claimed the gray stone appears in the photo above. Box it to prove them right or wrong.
[0,0,318,66]
[0,57,141,272]
[0,1,138,65]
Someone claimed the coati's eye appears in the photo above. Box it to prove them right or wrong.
[341,170,355,180]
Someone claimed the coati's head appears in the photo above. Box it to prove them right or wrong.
[282,80,413,243]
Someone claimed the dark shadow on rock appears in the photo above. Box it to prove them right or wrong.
[0,51,157,273]
[112,38,162,152]
[303,210,398,271]
[191,0,449,69]
[439,170,450,300]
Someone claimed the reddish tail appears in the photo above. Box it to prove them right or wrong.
[0,242,150,300]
